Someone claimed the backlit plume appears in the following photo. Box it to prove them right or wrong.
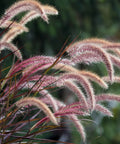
[1,0,120,143]
[16,97,58,125]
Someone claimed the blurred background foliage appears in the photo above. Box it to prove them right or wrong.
[1,0,120,143]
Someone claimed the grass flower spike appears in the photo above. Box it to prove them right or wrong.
[16,97,58,125]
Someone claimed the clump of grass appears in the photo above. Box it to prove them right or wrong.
[1,0,120,143]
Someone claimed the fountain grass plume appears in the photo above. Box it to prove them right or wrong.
[16,97,58,125]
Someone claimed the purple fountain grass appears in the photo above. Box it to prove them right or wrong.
[67,38,112,50]
[0,20,28,31]
[0,42,22,60]
[42,5,58,15]
[96,93,120,102]
[71,50,120,70]
[67,44,114,82]
[109,54,120,68]
[0,0,58,42]
[16,97,58,125]
[79,71,108,89]
[57,73,95,110]
[0,0,58,44]
[0,0,48,25]
[113,49,120,57]
[94,104,113,117]
[20,6,58,25]
[71,51,102,64]
[103,43,120,50]
[18,81,59,112]
[39,90,59,112]
[31,97,87,141]
[70,115,86,142]
[93,93,120,117]
[1,26,28,43]
[1,0,120,143]
[103,76,120,83]
[20,11,44,26]
[66,38,112,56]
[53,63,108,89]
[10,56,73,75]
[60,80,88,110]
